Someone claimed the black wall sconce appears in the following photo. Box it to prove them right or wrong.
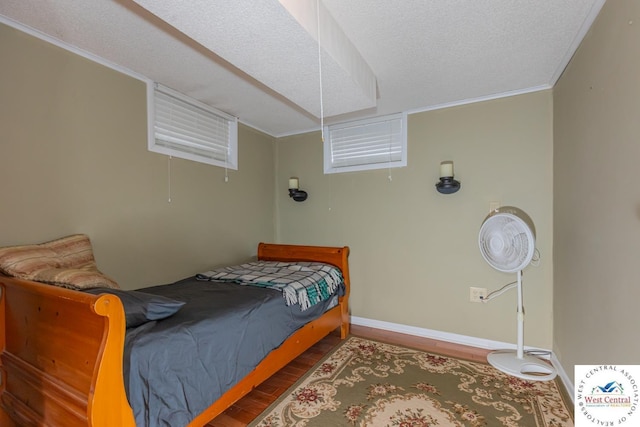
[435,161,461,194]
[288,177,308,202]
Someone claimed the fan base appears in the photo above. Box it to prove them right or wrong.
[487,350,557,381]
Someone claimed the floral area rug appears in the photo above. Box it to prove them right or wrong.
[249,336,573,427]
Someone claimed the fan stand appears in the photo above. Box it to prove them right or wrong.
[487,270,557,381]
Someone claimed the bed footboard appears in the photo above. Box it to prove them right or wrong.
[0,276,135,427]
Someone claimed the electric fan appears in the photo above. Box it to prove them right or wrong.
[478,206,557,381]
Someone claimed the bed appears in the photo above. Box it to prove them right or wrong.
[0,238,350,427]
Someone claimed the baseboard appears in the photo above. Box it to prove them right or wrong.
[350,315,574,401]
[551,352,575,404]
[351,315,548,351]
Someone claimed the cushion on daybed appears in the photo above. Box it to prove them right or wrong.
[84,287,186,328]
[0,234,120,289]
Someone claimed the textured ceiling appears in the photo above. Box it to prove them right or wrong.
[0,0,605,137]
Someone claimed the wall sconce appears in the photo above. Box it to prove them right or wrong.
[288,177,308,202]
[435,161,461,194]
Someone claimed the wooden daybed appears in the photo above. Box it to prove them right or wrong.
[0,242,350,427]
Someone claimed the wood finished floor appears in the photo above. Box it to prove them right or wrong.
[205,324,491,427]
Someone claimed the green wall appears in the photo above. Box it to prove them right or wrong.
[0,23,276,289]
[276,92,554,349]
[553,0,640,382]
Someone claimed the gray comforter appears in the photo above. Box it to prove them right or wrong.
[123,276,343,427]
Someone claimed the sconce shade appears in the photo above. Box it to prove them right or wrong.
[440,161,454,177]
[288,177,308,201]
[436,161,460,194]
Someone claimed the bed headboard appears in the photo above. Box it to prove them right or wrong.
[257,242,350,284]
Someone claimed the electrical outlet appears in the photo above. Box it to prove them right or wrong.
[469,287,487,303]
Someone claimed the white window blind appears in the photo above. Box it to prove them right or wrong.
[323,113,407,174]
[149,84,238,169]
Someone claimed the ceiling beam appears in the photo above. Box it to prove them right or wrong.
[133,0,377,118]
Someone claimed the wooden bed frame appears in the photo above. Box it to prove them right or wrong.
[0,242,350,427]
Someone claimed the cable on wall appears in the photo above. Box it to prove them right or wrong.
[168,155,172,203]
[317,0,325,142]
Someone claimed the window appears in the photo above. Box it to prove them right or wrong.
[323,113,407,174]
[149,84,238,169]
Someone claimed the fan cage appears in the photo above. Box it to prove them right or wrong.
[479,212,535,273]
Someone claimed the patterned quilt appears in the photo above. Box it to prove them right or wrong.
[196,261,343,311]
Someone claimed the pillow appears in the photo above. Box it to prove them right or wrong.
[0,246,60,277]
[33,267,120,290]
[0,234,120,289]
[45,233,96,269]
[84,288,186,328]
